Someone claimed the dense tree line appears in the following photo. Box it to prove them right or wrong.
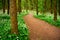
[0,0,59,14]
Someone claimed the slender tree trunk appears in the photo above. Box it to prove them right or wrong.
[33,0,36,9]
[7,0,10,14]
[36,0,38,15]
[10,0,18,34]
[58,0,60,15]
[26,0,28,10]
[43,0,46,13]
[18,0,21,13]
[25,0,29,12]
[50,0,53,14]
[2,0,5,13]
[54,0,57,21]
[29,0,33,10]
[32,0,36,10]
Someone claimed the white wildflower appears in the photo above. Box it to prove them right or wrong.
[0,36,1,38]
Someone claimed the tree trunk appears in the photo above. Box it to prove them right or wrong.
[33,0,36,10]
[43,0,46,13]
[18,0,21,13]
[10,0,18,34]
[50,0,53,14]
[53,0,57,21]
[2,0,5,13]
[58,0,60,15]
[7,0,10,14]
[36,0,38,15]
[29,0,33,10]
[26,0,29,10]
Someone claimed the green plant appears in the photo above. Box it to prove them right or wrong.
[0,12,29,40]
[34,14,60,27]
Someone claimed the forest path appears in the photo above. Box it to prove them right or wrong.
[23,13,60,40]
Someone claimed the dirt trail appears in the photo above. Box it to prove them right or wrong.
[23,14,60,40]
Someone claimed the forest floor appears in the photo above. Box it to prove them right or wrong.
[23,13,60,40]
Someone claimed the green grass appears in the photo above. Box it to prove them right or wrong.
[34,13,60,28]
[0,12,29,40]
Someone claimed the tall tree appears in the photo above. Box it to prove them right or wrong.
[18,0,21,13]
[35,0,38,15]
[10,0,18,34]
[58,0,60,15]
[25,0,29,12]
[26,0,29,9]
[50,0,53,14]
[7,0,10,14]
[43,0,46,13]
[53,0,57,21]
[2,0,6,13]
[33,0,36,10]
[0,0,2,9]
[29,0,33,10]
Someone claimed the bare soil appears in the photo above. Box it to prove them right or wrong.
[23,14,60,40]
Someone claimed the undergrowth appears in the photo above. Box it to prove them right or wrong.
[34,14,60,28]
[0,12,29,40]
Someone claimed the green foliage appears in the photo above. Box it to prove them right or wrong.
[0,0,58,13]
[0,12,29,40]
[38,0,44,12]
[34,14,60,27]
[0,0,2,9]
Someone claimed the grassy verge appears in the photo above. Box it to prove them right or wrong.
[34,13,60,28]
[0,12,29,40]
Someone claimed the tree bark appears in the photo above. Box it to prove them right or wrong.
[43,0,46,13]
[36,0,38,15]
[25,0,29,12]
[58,0,60,15]
[18,0,21,13]
[50,0,53,14]
[26,0,29,10]
[29,0,33,10]
[10,0,18,34]
[2,0,6,13]
[7,0,10,14]
[53,0,57,21]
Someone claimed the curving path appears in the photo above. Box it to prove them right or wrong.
[23,13,60,40]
